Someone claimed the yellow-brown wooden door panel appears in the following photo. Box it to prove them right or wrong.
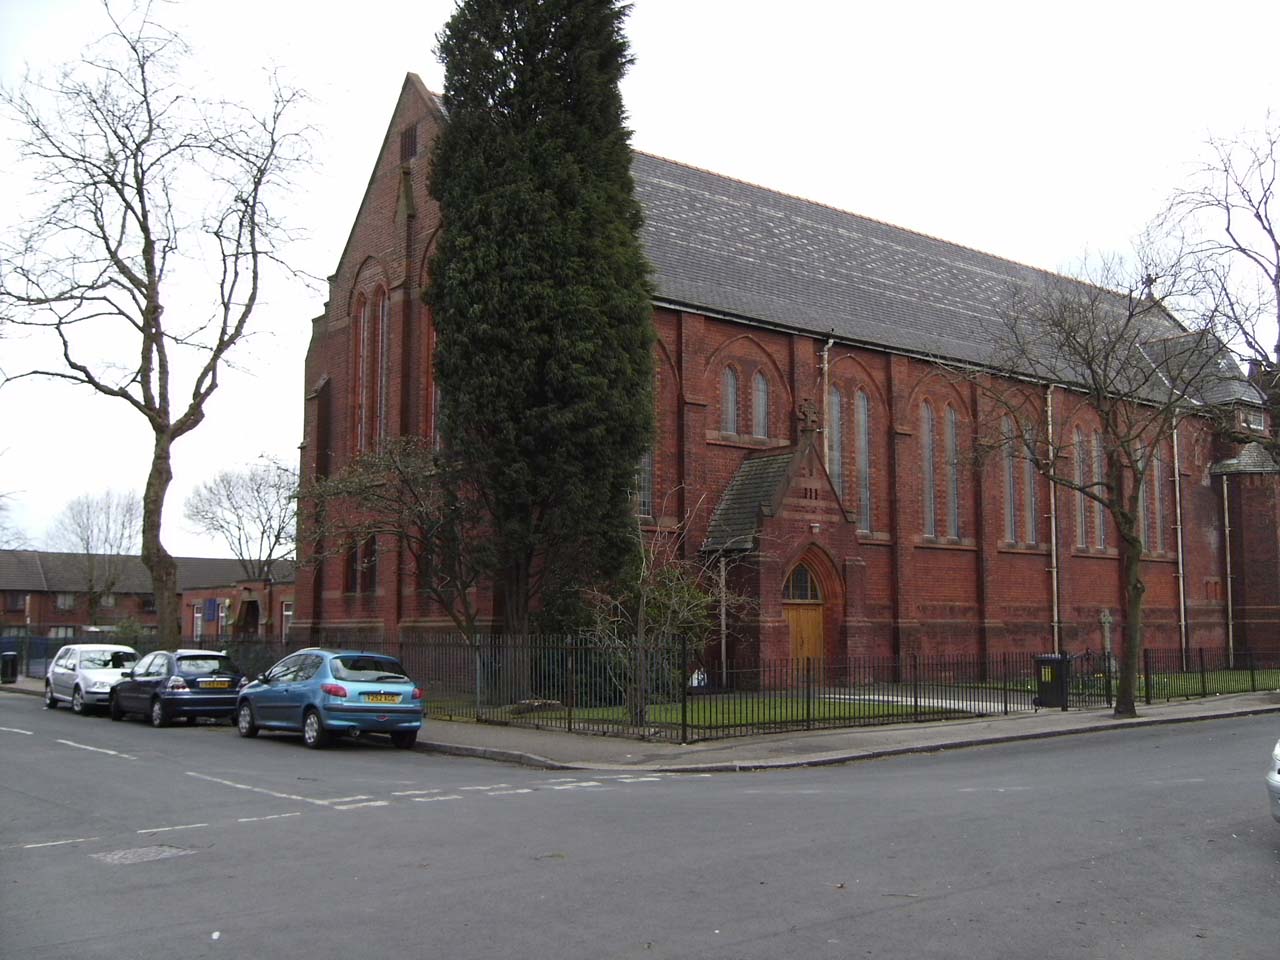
[783,604,824,661]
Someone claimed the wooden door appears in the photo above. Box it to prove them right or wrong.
[784,603,824,661]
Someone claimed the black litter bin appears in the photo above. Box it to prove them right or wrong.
[1033,654,1069,710]
[0,651,18,684]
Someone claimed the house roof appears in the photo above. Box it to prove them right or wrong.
[632,152,1262,405]
[702,451,796,552]
[0,551,296,593]
[1210,442,1280,476]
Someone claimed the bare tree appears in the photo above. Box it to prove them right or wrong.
[1163,115,1280,426]
[977,256,1244,717]
[301,438,493,641]
[0,2,308,641]
[0,496,27,550]
[47,489,142,624]
[184,457,297,580]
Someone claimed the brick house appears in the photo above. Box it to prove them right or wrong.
[0,550,295,642]
[293,74,1280,664]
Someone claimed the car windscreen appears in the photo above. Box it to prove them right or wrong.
[176,656,241,677]
[330,656,409,682]
[81,651,137,669]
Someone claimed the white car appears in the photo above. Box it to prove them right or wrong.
[44,643,139,715]
[1269,739,1280,823]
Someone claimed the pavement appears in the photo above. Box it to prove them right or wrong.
[6,672,1280,773]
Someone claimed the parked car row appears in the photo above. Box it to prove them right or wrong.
[43,642,424,750]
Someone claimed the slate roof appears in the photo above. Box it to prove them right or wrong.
[0,551,296,593]
[702,452,796,552]
[1209,442,1280,476]
[632,153,1262,405]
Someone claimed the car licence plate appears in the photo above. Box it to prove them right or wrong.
[201,681,231,689]
[365,693,400,704]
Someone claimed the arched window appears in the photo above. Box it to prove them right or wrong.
[1093,431,1107,548]
[368,289,389,443]
[721,367,738,434]
[1154,448,1167,553]
[783,564,821,601]
[1023,426,1038,545]
[827,386,844,497]
[922,402,936,537]
[377,291,391,440]
[945,406,960,538]
[856,390,872,531]
[1074,427,1087,547]
[752,372,769,438]
[1137,445,1150,549]
[352,298,368,451]
[1002,417,1018,542]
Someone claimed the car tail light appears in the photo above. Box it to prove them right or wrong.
[412,688,424,700]
[320,683,348,698]
[166,676,189,691]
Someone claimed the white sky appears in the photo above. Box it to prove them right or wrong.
[1,0,1278,556]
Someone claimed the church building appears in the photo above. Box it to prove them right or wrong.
[294,75,1280,666]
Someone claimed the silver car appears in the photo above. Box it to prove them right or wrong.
[1268,739,1280,823]
[44,643,139,715]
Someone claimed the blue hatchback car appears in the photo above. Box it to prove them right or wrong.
[236,648,423,749]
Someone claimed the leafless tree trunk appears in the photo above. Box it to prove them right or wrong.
[0,2,308,642]
[184,457,297,580]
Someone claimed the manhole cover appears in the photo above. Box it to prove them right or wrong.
[91,845,196,865]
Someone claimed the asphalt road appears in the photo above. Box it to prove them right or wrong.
[2,692,1278,960]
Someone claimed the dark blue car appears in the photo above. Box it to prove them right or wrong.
[236,648,423,749]
[111,650,246,726]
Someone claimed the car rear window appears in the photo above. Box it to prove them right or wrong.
[81,651,137,669]
[330,656,409,682]
[177,656,241,676]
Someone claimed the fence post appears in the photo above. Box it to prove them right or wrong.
[474,644,482,721]
[912,654,920,721]
[567,636,575,735]
[680,634,689,745]
[1001,652,1008,716]
[1198,647,1207,699]
[804,658,814,731]
[1143,647,1152,706]
[1249,648,1257,693]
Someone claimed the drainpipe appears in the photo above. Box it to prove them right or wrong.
[1046,385,1061,654]
[1221,474,1234,668]
[820,338,834,467]
[1172,421,1189,669]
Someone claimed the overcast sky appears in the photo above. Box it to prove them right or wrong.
[2,0,1278,557]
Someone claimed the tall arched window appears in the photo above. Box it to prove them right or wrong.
[1137,445,1150,549]
[376,291,391,440]
[1093,431,1107,548]
[1074,428,1087,547]
[721,367,738,434]
[827,386,844,497]
[352,298,368,451]
[945,406,960,538]
[635,446,654,518]
[856,390,872,531]
[1023,426,1038,545]
[752,372,769,438]
[1002,417,1018,542]
[922,402,936,537]
[1155,448,1167,553]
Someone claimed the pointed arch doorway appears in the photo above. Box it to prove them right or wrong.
[783,562,824,661]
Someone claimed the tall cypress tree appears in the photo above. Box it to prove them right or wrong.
[427,0,655,635]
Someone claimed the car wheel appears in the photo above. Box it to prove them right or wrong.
[71,686,86,715]
[44,683,57,709]
[237,702,259,738]
[302,709,329,749]
[109,693,124,721]
[390,730,417,750]
[150,697,169,728]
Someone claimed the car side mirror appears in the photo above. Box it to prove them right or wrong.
[122,669,134,679]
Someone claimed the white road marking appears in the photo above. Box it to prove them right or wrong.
[56,739,135,760]
[186,771,331,806]
[487,788,534,796]
[956,786,1031,793]
[137,823,208,834]
[460,784,509,791]
[550,781,603,790]
[414,794,463,802]
[391,788,442,796]
[615,776,662,783]
[23,836,99,849]
[0,726,34,735]
[334,800,389,810]
[316,795,372,804]
[237,812,303,823]
[544,777,580,782]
